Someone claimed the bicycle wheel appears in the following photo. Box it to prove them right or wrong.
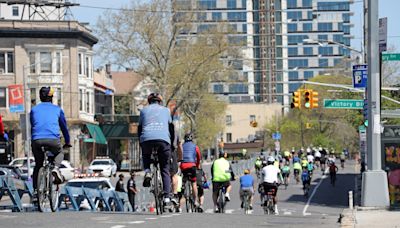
[49,171,60,212]
[218,189,225,213]
[37,167,48,212]
[267,199,273,215]
[243,193,250,214]
[184,181,190,213]
[152,167,161,215]
[156,168,164,214]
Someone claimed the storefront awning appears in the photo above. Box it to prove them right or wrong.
[84,124,107,144]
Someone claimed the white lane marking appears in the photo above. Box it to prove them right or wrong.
[92,217,110,221]
[283,211,292,215]
[171,213,181,216]
[303,170,329,216]
[225,209,234,214]
[160,215,173,218]
[129,221,145,224]
[110,225,126,228]
[145,218,158,220]
[205,209,214,214]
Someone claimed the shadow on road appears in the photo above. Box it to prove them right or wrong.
[285,173,357,208]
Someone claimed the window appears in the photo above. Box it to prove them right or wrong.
[197,12,207,20]
[317,2,349,11]
[288,23,297,32]
[226,133,232,143]
[85,56,90,78]
[289,71,298,80]
[12,6,18,17]
[30,88,36,106]
[287,11,302,20]
[212,12,222,21]
[197,0,216,9]
[29,52,36,73]
[302,0,312,8]
[78,53,83,75]
[318,23,333,31]
[304,71,313,79]
[303,47,313,55]
[288,59,308,68]
[227,12,246,21]
[287,0,296,8]
[319,59,329,67]
[333,34,343,43]
[241,0,246,8]
[55,52,61,74]
[86,92,90,113]
[318,47,333,55]
[249,115,256,122]
[288,35,308,44]
[226,115,232,126]
[40,52,52,73]
[79,89,83,111]
[318,34,328,40]
[303,23,312,32]
[288,47,298,56]
[56,88,62,107]
[213,84,224,93]
[0,88,6,108]
[242,24,247,33]
[227,0,236,9]
[0,52,14,74]
[343,13,350,22]
[229,83,248,94]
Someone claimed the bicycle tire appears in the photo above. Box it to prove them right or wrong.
[153,165,161,215]
[243,193,250,214]
[49,172,59,212]
[37,167,48,212]
[156,167,164,215]
[218,188,225,213]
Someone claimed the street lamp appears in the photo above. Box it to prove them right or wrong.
[303,38,363,63]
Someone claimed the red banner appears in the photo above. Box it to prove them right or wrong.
[8,84,24,113]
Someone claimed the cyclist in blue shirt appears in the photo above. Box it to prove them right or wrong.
[138,93,175,206]
[301,167,311,194]
[240,169,255,210]
[30,87,71,190]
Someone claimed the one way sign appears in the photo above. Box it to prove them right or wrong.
[352,64,368,88]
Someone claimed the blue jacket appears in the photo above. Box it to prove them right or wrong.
[182,141,196,163]
[30,102,70,144]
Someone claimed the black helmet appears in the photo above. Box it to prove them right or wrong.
[219,150,227,158]
[147,93,163,104]
[184,133,193,142]
[39,86,54,102]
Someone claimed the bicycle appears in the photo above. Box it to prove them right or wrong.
[37,145,69,212]
[242,190,252,214]
[150,147,164,215]
[303,182,311,197]
[282,173,289,190]
[263,188,276,215]
[182,176,196,213]
[216,185,227,213]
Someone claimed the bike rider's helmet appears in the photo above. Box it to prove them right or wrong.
[39,86,54,102]
[262,160,268,167]
[306,147,311,154]
[244,169,250,174]
[267,156,275,165]
[184,133,193,142]
[219,150,227,158]
[147,93,163,104]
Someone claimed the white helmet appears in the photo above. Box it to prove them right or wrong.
[267,156,275,162]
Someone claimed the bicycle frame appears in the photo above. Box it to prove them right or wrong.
[37,149,59,212]
[150,148,164,215]
[242,190,252,214]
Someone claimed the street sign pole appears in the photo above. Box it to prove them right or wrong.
[361,0,389,207]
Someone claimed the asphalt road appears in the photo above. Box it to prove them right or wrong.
[0,159,358,228]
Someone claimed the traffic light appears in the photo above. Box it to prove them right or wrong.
[311,91,319,108]
[290,90,301,109]
[303,89,311,109]
[305,122,312,129]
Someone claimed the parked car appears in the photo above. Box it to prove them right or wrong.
[87,158,117,177]
[64,177,114,210]
[9,157,35,178]
[60,160,75,181]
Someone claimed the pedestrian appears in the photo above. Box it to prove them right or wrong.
[127,171,138,212]
[115,174,125,192]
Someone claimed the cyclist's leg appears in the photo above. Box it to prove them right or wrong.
[212,182,219,210]
[189,167,198,204]
[31,140,44,190]
[44,139,64,183]
[157,141,171,199]
[140,141,153,187]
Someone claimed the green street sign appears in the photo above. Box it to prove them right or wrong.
[382,53,400,61]
[323,99,364,109]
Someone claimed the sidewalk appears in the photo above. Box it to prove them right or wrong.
[341,208,400,228]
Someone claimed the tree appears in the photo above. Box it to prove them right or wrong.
[96,0,238,148]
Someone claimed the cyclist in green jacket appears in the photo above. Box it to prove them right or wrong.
[211,151,235,212]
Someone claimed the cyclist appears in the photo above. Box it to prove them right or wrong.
[240,169,255,210]
[262,156,283,214]
[281,162,290,186]
[139,93,175,206]
[283,150,291,163]
[30,87,71,194]
[314,149,321,168]
[340,151,346,169]
[179,133,201,209]
[301,166,311,195]
[301,156,308,169]
[170,129,182,205]
[319,147,327,172]
[329,160,339,186]
[306,149,314,164]
[293,161,302,184]
[211,151,235,213]
[307,161,314,177]
[254,157,262,178]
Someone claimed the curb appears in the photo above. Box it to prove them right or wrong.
[340,208,356,228]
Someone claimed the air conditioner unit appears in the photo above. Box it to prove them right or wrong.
[0,68,4,74]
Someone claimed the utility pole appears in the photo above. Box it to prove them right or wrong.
[361,0,389,207]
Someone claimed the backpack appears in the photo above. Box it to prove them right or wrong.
[301,171,310,182]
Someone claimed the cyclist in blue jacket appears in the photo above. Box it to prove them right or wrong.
[30,87,71,191]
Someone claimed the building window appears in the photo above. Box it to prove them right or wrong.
[287,0,296,8]
[79,89,83,111]
[303,23,312,32]
[213,84,224,94]
[86,92,90,113]
[226,133,232,143]
[85,56,90,77]
[318,23,333,31]
[287,23,297,32]
[29,52,36,73]
[227,0,236,9]
[56,88,62,107]
[304,71,314,79]
[289,71,299,80]
[12,6,18,17]
[319,47,333,56]
[78,53,83,75]
[288,47,298,57]
[318,34,328,40]
[40,52,52,73]
[55,52,61,74]
[0,52,14,74]
[0,88,6,108]
[226,115,232,126]
[212,12,222,21]
[249,115,256,122]
[227,12,246,21]
[319,59,329,67]
[302,0,312,8]
[30,88,36,106]
[303,47,313,56]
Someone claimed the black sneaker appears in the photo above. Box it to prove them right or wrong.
[241,202,244,208]
[143,172,152,187]
[51,167,64,184]
[249,205,253,210]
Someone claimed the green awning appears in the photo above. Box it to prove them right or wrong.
[84,123,107,144]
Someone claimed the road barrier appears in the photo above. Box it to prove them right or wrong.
[0,176,34,212]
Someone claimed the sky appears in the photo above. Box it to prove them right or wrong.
[70,0,400,65]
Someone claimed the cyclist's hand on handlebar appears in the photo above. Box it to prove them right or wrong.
[63,144,72,149]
